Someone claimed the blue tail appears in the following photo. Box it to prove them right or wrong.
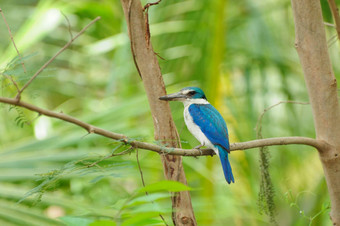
[217,146,234,184]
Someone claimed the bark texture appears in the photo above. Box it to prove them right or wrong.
[120,0,197,225]
[291,0,340,224]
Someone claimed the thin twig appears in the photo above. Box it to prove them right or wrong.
[328,34,338,48]
[16,16,101,99]
[61,11,73,40]
[143,0,162,46]
[328,34,338,44]
[154,51,165,60]
[4,75,20,93]
[143,0,162,11]
[0,8,25,93]
[136,149,168,225]
[327,0,340,40]
[0,8,27,74]
[324,22,336,27]
[0,96,329,154]
[255,100,310,134]
[87,148,133,168]
[136,149,147,188]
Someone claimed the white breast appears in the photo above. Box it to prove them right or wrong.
[183,104,218,155]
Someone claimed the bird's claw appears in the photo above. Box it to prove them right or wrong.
[194,144,203,157]
[194,144,203,149]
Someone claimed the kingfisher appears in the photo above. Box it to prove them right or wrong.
[159,87,234,184]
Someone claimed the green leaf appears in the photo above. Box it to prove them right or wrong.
[121,212,162,226]
[126,193,171,207]
[139,180,192,193]
[90,175,105,184]
[111,198,129,210]
[5,52,39,70]
[124,203,168,214]
[59,216,94,226]
[89,220,116,226]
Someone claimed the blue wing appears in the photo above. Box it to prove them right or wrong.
[188,104,230,152]
[189,104,234,183]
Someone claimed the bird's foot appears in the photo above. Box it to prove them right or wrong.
[194,144,203,149]
[194,144,203,156]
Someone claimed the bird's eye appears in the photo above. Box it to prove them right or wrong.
[188,91,196,95]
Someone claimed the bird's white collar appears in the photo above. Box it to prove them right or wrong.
[183,98,209,108]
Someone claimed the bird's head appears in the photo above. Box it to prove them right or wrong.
[159,87,207,102]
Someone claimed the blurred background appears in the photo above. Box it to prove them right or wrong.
[0,0,339,225]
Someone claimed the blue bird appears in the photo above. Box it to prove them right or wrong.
[159,87,234,184]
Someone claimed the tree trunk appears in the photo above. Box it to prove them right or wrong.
[291,0,340,224]
[120,0,197,225]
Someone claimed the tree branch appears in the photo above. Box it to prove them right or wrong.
[327,0,340,40]
[0,96,329,156]
[143,0,162,11]
[121,1,196,225]
[0,8,27,75]
[0,8,25,93]
[15,16,101,100]
[291,0,340,223]
[61,11,74,40]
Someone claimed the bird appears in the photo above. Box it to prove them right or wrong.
[159,87,234,184]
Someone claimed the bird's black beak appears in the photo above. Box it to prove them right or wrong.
[159,91,186,101]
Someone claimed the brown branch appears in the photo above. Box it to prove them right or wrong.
[143,0,162,46]
[327,0,340,40]
[143,0,162,11]
[0,96,329,155]
[292,0,340,223]
[230,137,326,152]
[120,1,193,223]
[126,0,142,78]
[15,16,101,100]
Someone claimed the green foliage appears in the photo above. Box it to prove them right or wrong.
[125,193,170,207]
[59,216,94,226]
[10,106,29,128]
[18,145,133,204]
[139,180,192,193]
[0,0,338,225]
[0,199,63,226]
[284,190,331,226]
[90,220,116,226]
[258,146,276,225]
[3,52,38,73]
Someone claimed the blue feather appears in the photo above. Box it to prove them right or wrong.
[188,104,234,183]
[188,104,230,151]
[217,146,234,184]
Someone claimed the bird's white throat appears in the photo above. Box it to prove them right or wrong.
[182,98,209,108]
